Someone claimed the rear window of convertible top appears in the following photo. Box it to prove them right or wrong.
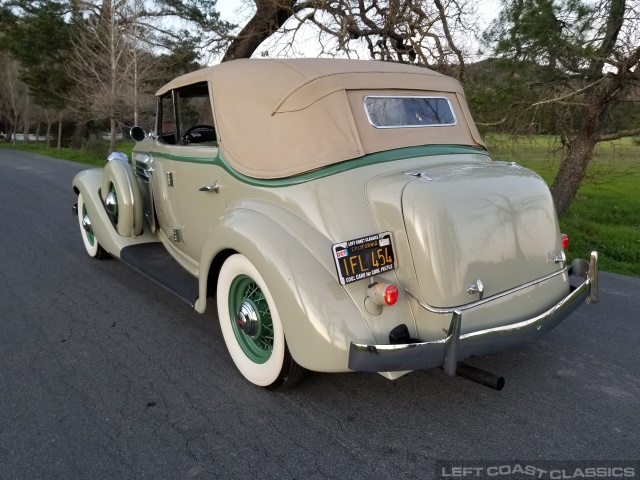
[364,96,456,128]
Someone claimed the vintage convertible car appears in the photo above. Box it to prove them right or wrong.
[72,58,598,390]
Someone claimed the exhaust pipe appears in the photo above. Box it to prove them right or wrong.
[451,362,505,391]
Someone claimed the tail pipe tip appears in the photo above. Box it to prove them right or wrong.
[450,362,506,391]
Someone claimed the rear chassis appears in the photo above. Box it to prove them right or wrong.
[349,252,598,376]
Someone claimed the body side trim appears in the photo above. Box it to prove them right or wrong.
[149,145,488,188]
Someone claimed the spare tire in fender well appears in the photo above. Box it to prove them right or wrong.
[101,155,144,237]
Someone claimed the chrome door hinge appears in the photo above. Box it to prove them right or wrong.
[166,171,174,187]
[173,228,183,242]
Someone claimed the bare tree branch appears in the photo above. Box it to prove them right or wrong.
[528,77,608,108]
[597,126,640,142]
[222,0,479,73]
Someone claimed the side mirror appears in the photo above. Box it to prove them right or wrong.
[130,126,146,142]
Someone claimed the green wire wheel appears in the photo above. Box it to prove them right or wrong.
[227,274,274,364]
[217,254,306,389]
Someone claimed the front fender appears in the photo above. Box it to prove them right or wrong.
[198,208,376,373]
[72,169,157,257]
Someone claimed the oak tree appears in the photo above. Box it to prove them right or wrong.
[484,0,640,215]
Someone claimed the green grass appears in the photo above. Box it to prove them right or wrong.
[0,140,136,166]
[486,135,640,277]
[3,136,639,277]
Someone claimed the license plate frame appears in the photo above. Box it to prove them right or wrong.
[331,232,396,285]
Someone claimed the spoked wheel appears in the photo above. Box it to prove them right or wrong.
[77,193,110,260]
[217,254,306,389]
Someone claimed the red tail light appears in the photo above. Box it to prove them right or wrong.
[561,233,569,249]
[367,282,399,307]
[383,285,399,306]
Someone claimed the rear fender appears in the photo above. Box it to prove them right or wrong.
[73,169,157,257]
[198,209,376,372]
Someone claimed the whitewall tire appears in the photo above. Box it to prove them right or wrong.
[217,254,305,389]
[78,193,109,260]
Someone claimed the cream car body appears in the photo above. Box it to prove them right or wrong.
[72,58,598,389]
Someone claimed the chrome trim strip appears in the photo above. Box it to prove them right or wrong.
[134,161,151,182]
[404,266,569,314]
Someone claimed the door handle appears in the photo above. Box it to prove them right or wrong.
[467,279,484,300]
[199,181,219,193]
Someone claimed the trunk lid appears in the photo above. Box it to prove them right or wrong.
[372,161,563,308]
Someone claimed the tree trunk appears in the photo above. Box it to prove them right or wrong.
[4,120,12,142]
[22,91,29,144]
[109,116,117,154]
[12,114,18,143]
[550,79,623,216]
[109,11,117,155]
[46,121,52,148]
[45,110,52,148]
[70,122,87,149]
[550,124,598,217]
[35,122,41,145]
[133,52,139,126]
[57,112,63,149]
[222,0,297,61]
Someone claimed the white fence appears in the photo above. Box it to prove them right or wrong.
[9,133,55,142]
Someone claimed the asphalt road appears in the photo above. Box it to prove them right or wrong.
[1,148,639,479]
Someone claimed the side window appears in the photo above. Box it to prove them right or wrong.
[159,94,177,145]
[176,83,217,146]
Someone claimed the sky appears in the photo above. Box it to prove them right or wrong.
[215,0,502,24]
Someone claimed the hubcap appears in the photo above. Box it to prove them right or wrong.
[81,204,95,246]
[236,300,261,337]
[104,185,118,223]
[228,275,274,364]
[82,213,92,233]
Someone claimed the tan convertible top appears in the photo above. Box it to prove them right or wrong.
[157,58,485,179]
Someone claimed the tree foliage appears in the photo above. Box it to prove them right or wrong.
[0,0,229,148]
[0,51,29,140]
[2,0,73,111]
[481,0,640,215]
[488,0,596,71]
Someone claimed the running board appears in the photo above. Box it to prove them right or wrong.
[120,243,199,307]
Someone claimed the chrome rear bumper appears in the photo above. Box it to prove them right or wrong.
[348,251,598,374]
